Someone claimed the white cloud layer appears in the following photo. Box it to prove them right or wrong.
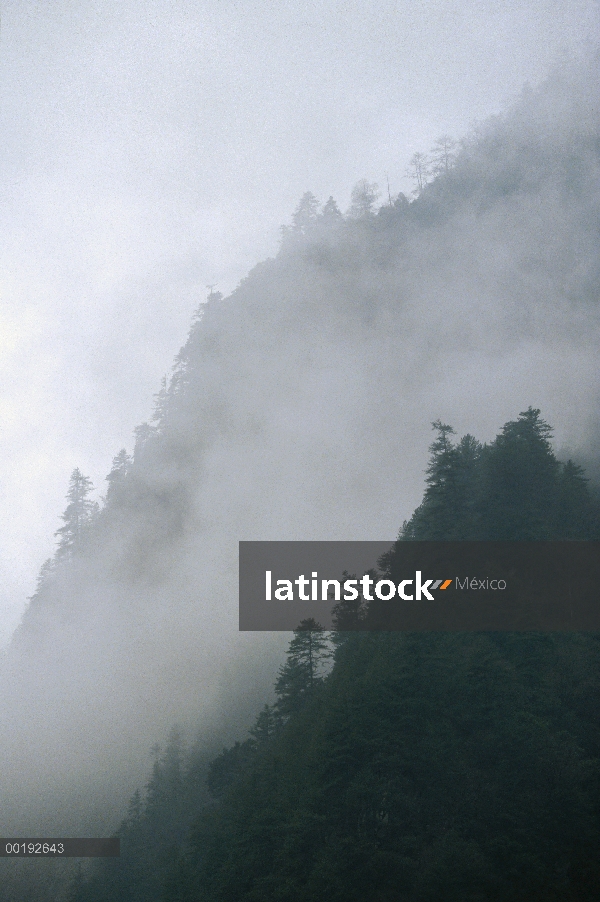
[0,0,598,646]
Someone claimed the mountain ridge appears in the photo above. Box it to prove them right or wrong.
[1,53,598,842]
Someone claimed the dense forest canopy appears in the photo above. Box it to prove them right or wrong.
[70,410,600,902]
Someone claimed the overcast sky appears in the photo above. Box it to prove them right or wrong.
[0,0,598,644]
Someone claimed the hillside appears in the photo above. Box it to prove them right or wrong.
[0,51,598,874]
[72,409,600,902]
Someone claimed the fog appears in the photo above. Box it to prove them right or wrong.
[0,0,599,841]
[1,0,598,640]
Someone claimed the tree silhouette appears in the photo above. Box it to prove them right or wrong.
[292,191,320,234]
[406,151,430,195]
[275,618,331,716]
[478,407,560,539]
[151,375,169,431]
[401,407,597,542]
[430,134,457,176]
[55,468,98,558]
[320,195,343,223]
[105,449,132,505]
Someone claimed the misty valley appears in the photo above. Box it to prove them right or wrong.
[1,54,600,901]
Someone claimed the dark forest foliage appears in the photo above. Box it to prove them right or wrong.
[402,409,599,542]
[71,410,600,902]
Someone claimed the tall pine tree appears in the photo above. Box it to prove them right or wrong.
[55,468,98,558]
[275,618,331,717]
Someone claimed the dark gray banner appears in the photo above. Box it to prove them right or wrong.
[239,541,600,630]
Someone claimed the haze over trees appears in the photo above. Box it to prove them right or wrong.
[68,410,600,902]
[0,53,599,901]
[55,469,98,558]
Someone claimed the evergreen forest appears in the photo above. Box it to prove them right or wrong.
[0,56,599,902]
[69,409,600,901]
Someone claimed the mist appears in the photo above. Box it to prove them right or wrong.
[0,42,598,846]
[0,2,599,870]
[1,0,598,642]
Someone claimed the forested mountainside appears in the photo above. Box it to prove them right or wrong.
[0,54,598,898]
[71,409,600,902]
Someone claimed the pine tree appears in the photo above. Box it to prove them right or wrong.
[320,196,343,224]
[124,788,143,828]
[105,449,132,505]
[478,407,560,539]
[450,433,483,537]
[55,468,98,558]
[401,409,598,542]
[275,618,331,716]
[152,375,169,431]
[292,192,320,234]
[403,420,458,539]
[170,354,188,404]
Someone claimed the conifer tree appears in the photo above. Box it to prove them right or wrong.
[292,192,320,234]
[152,375,169,431]
[55,468,98,558]
[320,196,342,223]
[403,421,459,539]
[125,788,143,828]
[170,354,188,403]
[478,407,559,539]
[450,432,483,537]
[275,618,330,716]
[30,557,56,596]
[145,727,185,821]
[105,449,132,505]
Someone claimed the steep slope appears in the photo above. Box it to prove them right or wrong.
[0,54,598,838]
[72,410,600,902]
